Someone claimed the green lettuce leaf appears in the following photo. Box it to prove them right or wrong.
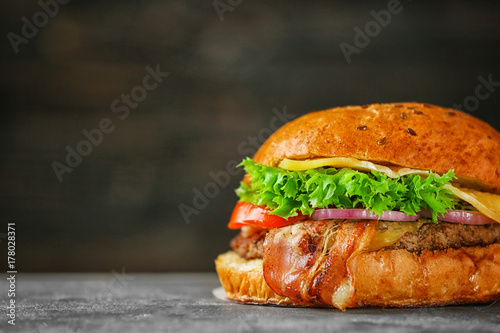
[235,158,457,222]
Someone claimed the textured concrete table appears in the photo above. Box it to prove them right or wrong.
[2,273,499,333]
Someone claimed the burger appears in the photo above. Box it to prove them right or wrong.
[215,102,500,310]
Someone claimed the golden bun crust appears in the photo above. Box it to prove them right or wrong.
[253,103,500,194]
[354,244,500,307]
[215,245,500,309]
[214,251,303,306]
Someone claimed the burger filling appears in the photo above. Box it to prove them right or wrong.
[235,158,458,223]
[229,158,500,230]
[231,221,500,260]
[226,158,500,308]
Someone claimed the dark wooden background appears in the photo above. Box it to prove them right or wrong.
[1,0,500,272]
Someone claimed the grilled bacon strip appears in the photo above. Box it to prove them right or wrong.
[316,220,377,309]
[262,220,377,309]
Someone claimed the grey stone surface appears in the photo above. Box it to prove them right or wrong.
[2,273,499,333]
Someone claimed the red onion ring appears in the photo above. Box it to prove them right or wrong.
[311,208,419,222]
[310,208,496,224]
[419,210,496,225]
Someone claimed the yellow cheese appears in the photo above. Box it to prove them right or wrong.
[278,157,430,178]
[445,185,500,223]
[330,278,353,311]
[278,157,500,223]
[366,221,426,252]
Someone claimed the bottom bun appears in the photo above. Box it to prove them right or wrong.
[215,251,302,306]
[215,244,500,309]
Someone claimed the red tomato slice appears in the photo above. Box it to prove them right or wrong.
[228,202,307,229]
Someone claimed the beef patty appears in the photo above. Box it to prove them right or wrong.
[231,220,500,259]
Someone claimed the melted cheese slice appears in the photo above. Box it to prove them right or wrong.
[367,221,427,252]
[331,279,353,310]
[278,157,500,223]
[279,157,430,178]
[444,185,500,223]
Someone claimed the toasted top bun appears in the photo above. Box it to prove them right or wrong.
[253,103,500,194]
